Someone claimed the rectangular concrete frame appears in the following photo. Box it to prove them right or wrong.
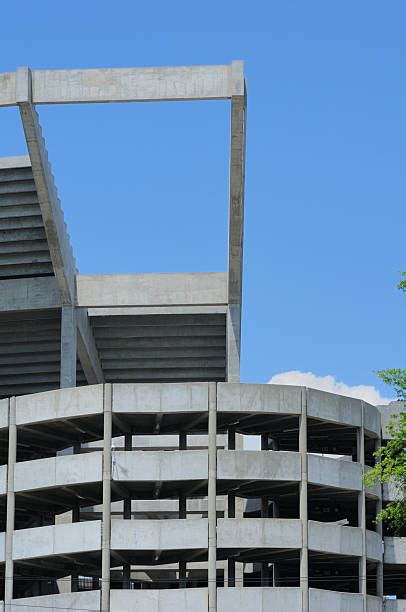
[1,61,247,383]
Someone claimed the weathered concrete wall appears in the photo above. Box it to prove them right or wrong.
[113,450,207,482]
[384,537,406,564]
[111,518,208,550]
[308,454,362,490]
[217,518,302,549]
[308,521,362,557]
[217,449,301,481]
[309,588,363,612]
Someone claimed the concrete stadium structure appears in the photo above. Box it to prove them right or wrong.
[0,63,404,611]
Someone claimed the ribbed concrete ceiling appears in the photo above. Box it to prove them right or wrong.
[0,163,53,280]
[91,313,227,383]
[0,310,86,399]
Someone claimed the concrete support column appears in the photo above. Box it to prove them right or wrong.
[179,431,187,450]
[122,432,132,588]
[227,426,236,587]
[299,388,309,612]
[358,405,367,609]
[375,438,383,598]
[60,305,77,389]
[101,384,112,611]
[71,504,80,592]
[208,382,217,611]
[179,492,187,588]
[260,497,269,586]
[226,304,241,383]
[5,397,16,611]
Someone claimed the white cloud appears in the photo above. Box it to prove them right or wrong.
[268,370,393,405]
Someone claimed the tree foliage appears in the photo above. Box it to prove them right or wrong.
[363,274,406,534]
[363,411,406,535]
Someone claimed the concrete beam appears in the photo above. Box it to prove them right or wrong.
[0,64,242,107]
[60,305,76,388]
[0,155,31,169]
[76,308,104,384]
[228,60,246,306]
[226,61,246,383]
[16,67,76,304]
[87,305,227,317]
[76,273,228,308]
[0,277,61,312]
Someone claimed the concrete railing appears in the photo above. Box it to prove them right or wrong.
[217,449,301,481]
[112,449,208,482]
[13,451,103,493]
[217,518,302,549]
[384,537,406,564]
[217,587,303,610]
[111,518,208,551]
[309,588,364,612]
[308,521,363,557]
[366,529,383,562]
[308,454,362,491]
[6,520,102,562]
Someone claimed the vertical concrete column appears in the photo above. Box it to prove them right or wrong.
[227,426,235,587]
[226,304,241,383]
[101,384,112,611]
[60,305,77,389]
[358,404,367,609]
[5,397,16,612]
[208,382,217,611]
[375,436,383,598]
[179,431,188,588]
[299,388,309,612]
[71,503,80,592]
[123,431,132,589]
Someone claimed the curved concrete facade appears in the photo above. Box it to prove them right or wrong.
[0,383,404,611]
[0,62,404,611]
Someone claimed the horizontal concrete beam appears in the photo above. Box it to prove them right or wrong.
[111,518,208,550]
[217,518,302,549]
[0,155,31,170]
[217,449,301,482]
[0,64,241,107]
[113,449,207,482]
[76,273,228,307]
[218,588,303,611]
[308,520,362,557]
[0,276,61,312]
[88,305,228,316]
[217,382,302,415]
[13,451,102,493]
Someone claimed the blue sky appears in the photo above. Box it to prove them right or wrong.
[1,1,405,401]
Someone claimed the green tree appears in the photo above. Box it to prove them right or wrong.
[363,404,406,535]
[362,276,406,534]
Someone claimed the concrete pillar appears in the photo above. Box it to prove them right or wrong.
[60,305,77,389]
[179,431,187,450]
[179,492,187,588]
[226,304,241,382]
[208,382,217,611]
[375,437,384,598]
[299,388,309,612]
[260,497,269,586]
[101,384,112,611]
[227,426,236,587]
[5,397,16,611]
[358,404,367,609]
[71,504,80,592]
[123,432,131,589]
